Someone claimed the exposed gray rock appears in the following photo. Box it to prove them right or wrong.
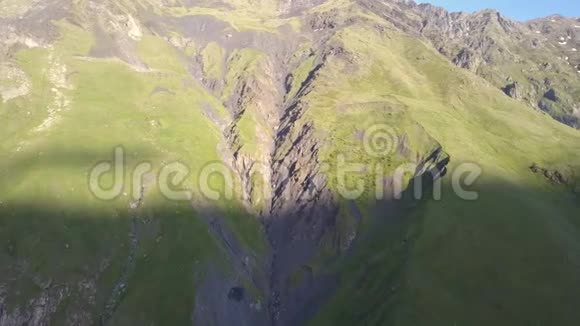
[544,88,559,102]
[0,284,70,326]
[192,266,269,326]
[502,81,521,99]
[530,163,575,186]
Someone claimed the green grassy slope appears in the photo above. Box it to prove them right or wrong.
[0,17,267,324]
[307,22,580,326]
[0,0,579,325]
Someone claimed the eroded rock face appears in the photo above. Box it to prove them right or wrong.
[86,1,148,70]
[0,277,102,326]
[530,163,577,187]
[502,81,521,99]
[0,0,70,58]
[0,284,62,326]
[526,15,580,69]
[544,88,559,102]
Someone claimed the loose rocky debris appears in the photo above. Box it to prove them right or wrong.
[0,25,44,59]
[0,283,70,326]
[502,81,520,99]
[99,185,148,326]
[530,163,575,186]
[0,0,42,18]
[85,1,148,70]
[0,261,106,326]
[35,52,72,133]
[0,63,30,103]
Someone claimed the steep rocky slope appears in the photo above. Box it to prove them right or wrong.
[0,0,579,325]
[355,0,580,128]
[526,15,580,72]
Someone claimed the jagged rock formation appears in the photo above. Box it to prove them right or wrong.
[530,162,577,187]
[526,15,580,70]
[415,5,580,128]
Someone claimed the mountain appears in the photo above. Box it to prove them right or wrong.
[0,0,579,325]
[354,1,580,128]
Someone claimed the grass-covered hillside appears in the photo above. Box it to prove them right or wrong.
[0,0,579,325]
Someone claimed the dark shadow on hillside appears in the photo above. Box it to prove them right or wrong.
[0,159,579,325]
